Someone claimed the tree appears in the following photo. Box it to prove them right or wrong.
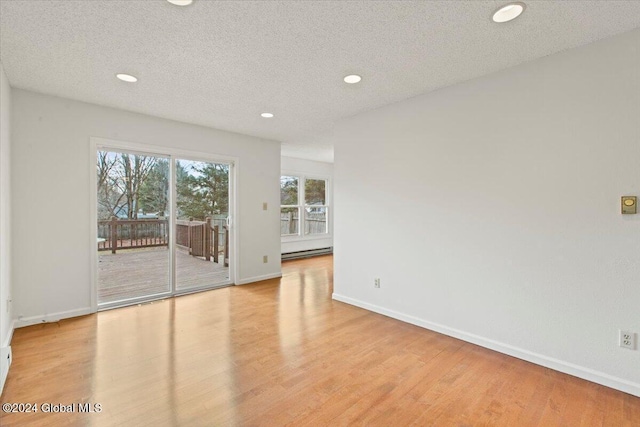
[96,151,157,219]
[97,151,124,220]
[176,160,196,218]
[304,178,326,205]
[120,153,157,219]
[280,176,298,205]
[176,161,229,220]
[97,154,229,221]
[139,159,169,216]
[192,162,229,214]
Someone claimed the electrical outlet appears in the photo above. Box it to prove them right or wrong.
[619,330,636,350]
[263,255,268,263]
[263,202,268,210]
[374,278,380,288]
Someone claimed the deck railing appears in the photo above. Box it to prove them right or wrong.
[176,218,228,265]
[98,217,228,265]
[98,218,169,253]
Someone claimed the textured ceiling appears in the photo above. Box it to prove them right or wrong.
[1,1,640,162]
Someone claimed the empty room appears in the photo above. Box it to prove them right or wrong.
[0,0,639,426]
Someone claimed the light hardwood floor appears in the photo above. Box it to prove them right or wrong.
[1,255,638,426]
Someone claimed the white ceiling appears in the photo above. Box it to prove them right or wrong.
[1,1,640,162]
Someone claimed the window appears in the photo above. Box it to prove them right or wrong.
[304,178,328,235]
[280,176,299,235]
[280,175,329,237]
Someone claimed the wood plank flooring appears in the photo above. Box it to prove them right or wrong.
[1,255,638,426]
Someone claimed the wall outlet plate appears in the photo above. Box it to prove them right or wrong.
[619,330,636,350]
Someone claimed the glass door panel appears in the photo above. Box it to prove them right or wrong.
[175,159,230,291]
[97,150,171,305]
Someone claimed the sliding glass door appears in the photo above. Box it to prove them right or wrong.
[175,159,230,292]
[96,150,171,304]
[95,147,233,308]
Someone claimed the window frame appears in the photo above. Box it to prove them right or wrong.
[280,175,301,237]
[280,173,331,240]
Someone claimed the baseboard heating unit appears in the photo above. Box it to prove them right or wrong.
[281,247,333,260]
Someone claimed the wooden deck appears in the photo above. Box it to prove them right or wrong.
[98,247,229,303]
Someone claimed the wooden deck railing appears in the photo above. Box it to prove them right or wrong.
[98,218,169,253]
[99,217,228,265]
[176,218,227,264]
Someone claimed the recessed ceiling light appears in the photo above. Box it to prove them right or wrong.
[492,3,525,23]
[167,0,193,6]
[343,74,362,84]
[261,113,274,118]
[116,73,138,83]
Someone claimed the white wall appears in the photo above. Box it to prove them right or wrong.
[0,62,14,391]
[333,29,640,396]
[281,156,333,254]
[11,90,281,325]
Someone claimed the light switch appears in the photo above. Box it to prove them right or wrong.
[621,196,637,214]
[263,202,268,211]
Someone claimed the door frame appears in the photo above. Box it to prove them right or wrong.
[89,137,239,312]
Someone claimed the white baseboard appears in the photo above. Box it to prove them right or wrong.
[14,307,93,329]
[0,345,11,396]
[235,272,282,285]
[0,318,14,395]
[332,293,640,398]
[2,318,14,348]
